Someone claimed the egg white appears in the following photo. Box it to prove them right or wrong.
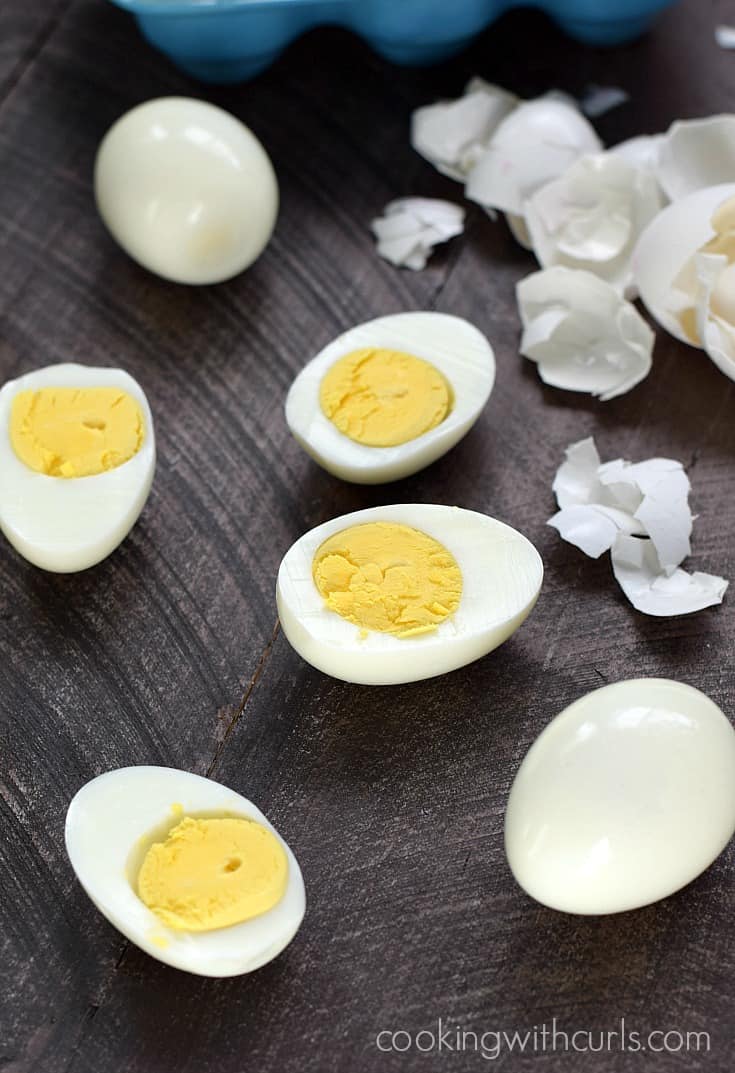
[634,182,735,343]
[95,97,279,285]
[505,679,735,914]
[65,766,306,978]
[285,312,496,484]
[0,363,155,572]
[277,503,543,685]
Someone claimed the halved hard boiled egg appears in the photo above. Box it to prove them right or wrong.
[277,504,543,685]
[65,766,306,977]
[285,313,496,484]
[0,363,155,572]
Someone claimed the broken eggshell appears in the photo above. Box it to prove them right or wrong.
[410,79,517,181]
[630,183,733,347]
[549,438,727,616]
[656,115,735,202]
[524,154,663,297]
[370,198,465,270]
[465,96,602,218]
[516,266,654,400]
[611,536,728,617]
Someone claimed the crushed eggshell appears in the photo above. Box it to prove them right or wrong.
[464,96,602,218]
[656,115,735,201]
[370,198,465,270]
[524,154,662,297]
[517,267,654,400]
[611,536,728,616]
[410,79,517,181]
[549,438,727,616]
[579,84,630,119]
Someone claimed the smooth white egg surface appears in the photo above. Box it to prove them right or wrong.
[285,313,496,484]
[277,503,543,685]
[94,97,279,285]
[65,766,306,977]
[505,678,735,915]
[0,363,155,572]
[633,182,735,343]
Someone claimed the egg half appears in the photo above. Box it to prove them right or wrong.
[285,313,496,484]
[65,766,306,977]
[0,363,155,572]
[505,678,735,914]
[277,503,543,685]
[94,97,279,285]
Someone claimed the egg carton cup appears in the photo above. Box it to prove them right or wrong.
[108,0,679,84]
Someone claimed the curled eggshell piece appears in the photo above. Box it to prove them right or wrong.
[370,198,465,270]
[465,97,602,217]
[611,535,728,616]
[516,266,654,400]
[656,115,735,201]
[524,154,663,297]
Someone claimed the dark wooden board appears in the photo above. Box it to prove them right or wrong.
[1,1,734,1070]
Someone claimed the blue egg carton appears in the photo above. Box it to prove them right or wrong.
[108,0,678,84]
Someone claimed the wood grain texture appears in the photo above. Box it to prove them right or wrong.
[0,1,734,1070]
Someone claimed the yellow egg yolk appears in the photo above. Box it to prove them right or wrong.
[319,347,452,447]
[10,387,144,478]
[137,816,288,932]
[679,195,735,341]
[312,522,463,638]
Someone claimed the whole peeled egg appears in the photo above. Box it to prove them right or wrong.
[277,503,543,685]
[65,766,306,977]
[286,312,496,484]
[94,97,278,284]
[505,679,735,914]
[0,363,155,572]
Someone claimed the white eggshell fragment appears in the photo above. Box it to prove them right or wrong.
[610,535,728,616]
[549,438,727,615]
[578,84,629,119]
[656,115,735,201]
[65,767,306,977]
[633,183,735,345]
[95,97,279,285]
[370,198,465,270]
[277,503,543,686]
[517,267,654,400]
[410,79,518,181]
[609,134,664,176]
[465,97,602,217]
[715,25,735,49]
[505,679,735,914]
[285,312,495,484]
[0,363,155,572]
[524,154,663,297]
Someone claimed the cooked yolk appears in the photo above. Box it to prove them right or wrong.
[137,816,288,932]
[10,387,144,478]
[312,522,463,638]
[319,347,451,447]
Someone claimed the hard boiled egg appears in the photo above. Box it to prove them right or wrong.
[285,313,495,484]
[505,679,735,914]
[95,97,278,285]
[0,363,155,572]
[277,503,543,685]
[65,766,306,977]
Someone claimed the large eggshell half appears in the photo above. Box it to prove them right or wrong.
[505,678,735,914]
[285,313,496,484]
[0,363,155,572]
[277,503,543,685]
[65,766,306,977]
[633,182,735,344]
